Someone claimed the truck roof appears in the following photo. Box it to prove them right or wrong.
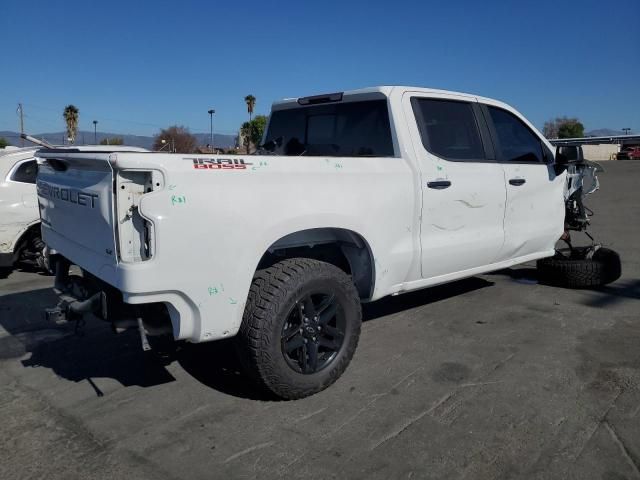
[272,85,512,112]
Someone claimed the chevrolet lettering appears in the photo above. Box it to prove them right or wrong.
[37,180,98,208]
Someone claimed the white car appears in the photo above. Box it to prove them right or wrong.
[0,147,47,271]
[36,86,620,399]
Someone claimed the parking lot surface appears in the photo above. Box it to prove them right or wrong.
[1,162,639,480]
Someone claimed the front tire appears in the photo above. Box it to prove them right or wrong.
[237,258,362,399]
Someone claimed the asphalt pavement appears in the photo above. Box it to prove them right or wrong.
[1,161,639,480]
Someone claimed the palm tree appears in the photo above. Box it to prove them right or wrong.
[63,105,79,144]
[244,95,256,122]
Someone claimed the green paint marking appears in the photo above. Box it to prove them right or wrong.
[228,297,238,305]
[171,195,186,205]
[437,165,443,171]
[168,184,177,190]
[208,287,219,296]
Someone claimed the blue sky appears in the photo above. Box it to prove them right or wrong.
[1,0,638,137]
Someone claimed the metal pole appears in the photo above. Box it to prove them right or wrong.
[208,109,215,152]
[93,120,98,144]
[18,103,24,147]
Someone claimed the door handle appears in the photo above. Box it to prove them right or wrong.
[509,178,526,186]
[427,180,452,189]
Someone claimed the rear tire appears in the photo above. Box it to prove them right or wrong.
[537,247,621,288]
[237,258,362,399]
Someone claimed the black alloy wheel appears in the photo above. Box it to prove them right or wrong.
[281,292,345,374]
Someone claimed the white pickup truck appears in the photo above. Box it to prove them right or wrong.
[36,86,620,399]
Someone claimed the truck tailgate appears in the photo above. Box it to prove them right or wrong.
[37,152,117,264]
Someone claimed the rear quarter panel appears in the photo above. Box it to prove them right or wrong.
[100,152,420,341]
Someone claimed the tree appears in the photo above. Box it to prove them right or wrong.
[543,116,585,139]
[63,105,79,144]
[557,120,585,139]
[0,137,9,148]
[244,94,256,122]
[240,115,267,153]
[99,137,123,145]
[152,126,197,153]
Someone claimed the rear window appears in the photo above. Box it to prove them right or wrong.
[264,100,394,157]
[411,98,485,161]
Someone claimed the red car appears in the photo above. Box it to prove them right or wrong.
[617,146,640,160]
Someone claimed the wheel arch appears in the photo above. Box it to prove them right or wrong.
[3,220,41,261]
[256,227,376,300]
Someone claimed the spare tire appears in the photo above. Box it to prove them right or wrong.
[537,247,621,289]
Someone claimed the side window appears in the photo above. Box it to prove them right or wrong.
[487,107,544,163]
[11,160,38,184]
[411,98,485,161]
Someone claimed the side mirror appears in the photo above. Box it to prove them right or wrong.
[555,145,584,165]
[554,145,584,174]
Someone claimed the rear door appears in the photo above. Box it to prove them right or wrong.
[482,105,565,260]
[403,93,507,279]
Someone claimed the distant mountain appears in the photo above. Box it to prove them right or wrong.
[585,129,634,137]
[0,130,237,149]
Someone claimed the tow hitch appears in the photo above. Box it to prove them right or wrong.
[44,257,105,335]
[44,256,174,349]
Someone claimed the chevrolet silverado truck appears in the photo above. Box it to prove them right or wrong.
[36,86,621,399]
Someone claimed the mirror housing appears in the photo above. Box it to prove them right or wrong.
[555,145,584,165]
[554,145,584,173]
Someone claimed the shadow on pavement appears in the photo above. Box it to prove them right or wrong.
[585,279,640,308]
[0,287,175,395]
[1,277,494,400]
[363,276,494,321]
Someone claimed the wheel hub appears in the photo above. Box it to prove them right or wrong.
[281,292,346,374]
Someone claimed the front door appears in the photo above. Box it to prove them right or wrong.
[404,93,507,280]
[482,105,565,261]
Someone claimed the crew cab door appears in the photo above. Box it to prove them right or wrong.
[403,93,507,279]
[481,104,565,261]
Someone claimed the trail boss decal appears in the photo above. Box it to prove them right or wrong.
[185,157,252,170]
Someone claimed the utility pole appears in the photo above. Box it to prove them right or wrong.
[93,120,98,144]
[17,103,24,147]
[208,109,215,152]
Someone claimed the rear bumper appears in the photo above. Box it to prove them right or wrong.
[45,256,173,337]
